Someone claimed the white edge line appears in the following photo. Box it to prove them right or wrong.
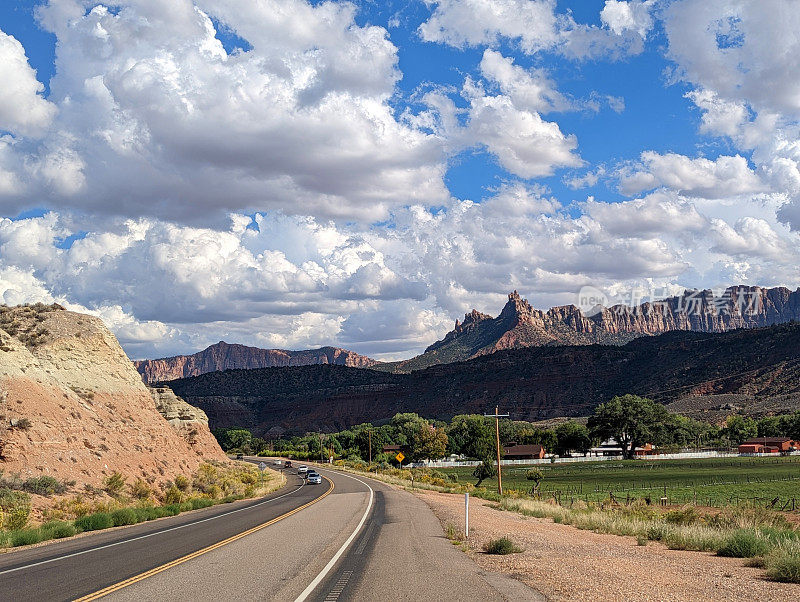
[0,474,305,577]
[294,469,374,602]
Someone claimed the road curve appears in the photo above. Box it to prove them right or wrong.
[104,464,543,601]
[0,469,321,602]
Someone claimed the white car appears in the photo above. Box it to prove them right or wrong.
[297,465,308,475]
[307,473,322,484]
[273,460,282,466]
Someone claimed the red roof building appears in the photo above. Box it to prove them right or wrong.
[502,443,546,460]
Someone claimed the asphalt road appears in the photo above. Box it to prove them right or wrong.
[0,463,543,601]
[0,468,321,602]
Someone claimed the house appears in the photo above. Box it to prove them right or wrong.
[738,437,796,454]
[588,439,655,457]
[502,442,546,460]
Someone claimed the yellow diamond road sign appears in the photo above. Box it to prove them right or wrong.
[395,452,405,463]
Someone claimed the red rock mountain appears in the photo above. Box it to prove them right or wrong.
[135,341,378,383]
[384,285,800,372]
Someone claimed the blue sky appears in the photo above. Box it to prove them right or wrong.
[0,0,798,359]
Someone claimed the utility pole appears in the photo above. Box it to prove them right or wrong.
[368,429,372,465]
[484,406,509,496]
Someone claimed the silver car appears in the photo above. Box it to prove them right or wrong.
[307,473,322,484]
[297,465,308,475]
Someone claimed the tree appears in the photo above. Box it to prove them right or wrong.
[587,394,670,459]
[472,457,496,487]
[212,428,252,452]
[411,424,448,461]
[526,468,544,496]
[554,421,591,456]
[724,415,758,444]
[446,414,494,459]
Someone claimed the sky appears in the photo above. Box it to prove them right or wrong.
[0,0,799,361]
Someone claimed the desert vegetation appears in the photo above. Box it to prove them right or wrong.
[0,461,282,549]
[0,303,63,348]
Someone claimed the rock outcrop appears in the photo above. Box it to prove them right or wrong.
[148,386,220,450]
[135,341,378,383]
[167,323,800,434]
[384,285,800,372]
[0,304,226,489]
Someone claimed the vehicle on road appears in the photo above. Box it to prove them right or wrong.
[273,460,282,466]
[285,460,292,468]
[297,465,308,475]
[307,474,322,484]
[235,453,243,460]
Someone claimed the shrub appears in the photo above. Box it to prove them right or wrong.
[16,418,32,431]
[103,472,126,497]
[174,475,190,492]
[765,549,800,583]
[74,512,114,532]
[0,488,31,530]
[22,475,67,496]
[11,528,43,547]
[163,486,182,505]
[162,504,182,516]
[129,479,152,500]
[190,497,214,510]
[111,508,139,527]
[636,534,648,546]
[484,537,522,555]
[133,506,161,522]
[664,505,700,526]
[718,530,771,558]
[41,521,77,539]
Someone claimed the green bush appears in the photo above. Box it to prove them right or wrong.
[664,506,700,526]
[110,508,139,527]
[190,497,214,510]
[163,486,182,505]
[103,472,126,497]
[174,475,190,492]
[718,530,771,558]
[483,537,522,555]
[11,528,43,547]
[74,512,114,532]
[162,504,182,516]
[128,479,152,500]
[765,550,800,583]
[0,488,31,530]
[41,521,77,539]
[22,476,67,496]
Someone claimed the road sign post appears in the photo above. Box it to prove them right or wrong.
[465,493,469,537]
[395,451,405,466]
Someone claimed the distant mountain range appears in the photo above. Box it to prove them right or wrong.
[380,285,800,372]
[166,323,800,435]
[134,341,378,383]
[135,285,800,383]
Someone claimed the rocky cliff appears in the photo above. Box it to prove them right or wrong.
[166,323,800,434]
[384,285,800,372]
[135,341,378,383]
[0,304,226,489]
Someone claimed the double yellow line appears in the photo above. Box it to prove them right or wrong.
[75,477,334,601]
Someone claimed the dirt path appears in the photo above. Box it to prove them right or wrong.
[415,490,798,601]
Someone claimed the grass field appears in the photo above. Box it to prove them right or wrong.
[440,456,800,508]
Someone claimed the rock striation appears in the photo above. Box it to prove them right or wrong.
[0,304,226,489]
[135,341,378,383]
[385,285,800,372]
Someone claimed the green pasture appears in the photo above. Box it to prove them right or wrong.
[441,456,800,508]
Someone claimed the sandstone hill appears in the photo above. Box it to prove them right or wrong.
[0,303,226,491]
[165,323,800,435]
[135,341,378,383]
[380,285,800,372]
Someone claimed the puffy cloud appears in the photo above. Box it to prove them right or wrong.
[617,152,766,198]
[0,30,57,137]
[0,0,448,223]
[419,0,560,54]
[420,0,654,60]
[479,49,569,113]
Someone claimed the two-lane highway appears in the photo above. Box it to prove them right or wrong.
[0,463,543,601]
[0,468,324,601]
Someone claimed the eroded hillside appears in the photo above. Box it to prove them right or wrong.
[0,303,226,491]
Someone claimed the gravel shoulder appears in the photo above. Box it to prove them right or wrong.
[414,490,799,601]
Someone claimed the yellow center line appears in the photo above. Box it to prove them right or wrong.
[74,477,335,602]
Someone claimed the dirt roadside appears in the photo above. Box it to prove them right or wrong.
[414,489,798,601]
